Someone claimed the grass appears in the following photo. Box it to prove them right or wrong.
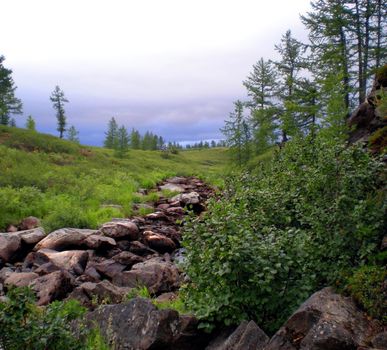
[0,126,230,232]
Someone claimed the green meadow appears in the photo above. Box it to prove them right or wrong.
[0,125,229,232]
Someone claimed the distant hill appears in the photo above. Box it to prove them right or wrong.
[0,126,229,231]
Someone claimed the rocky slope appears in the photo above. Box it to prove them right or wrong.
[1,176,385,350]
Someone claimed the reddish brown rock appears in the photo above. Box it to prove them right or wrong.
[143,231,176,254]
[33,228,97,251]
[19,216,41,230]
[17,227,46,245]
[0,233,21,263]
[113,257,180,294]
[35,249,88,275]
[31,270,74,305]
[4,272,39,288]
[68,280,129,307]
[111,251,144,267]
[92,259,126,279]
[83,234,116,250]
[146,211,169,221]
[157,203,170,210]
[99,220,139,240]
[128,241,157,257]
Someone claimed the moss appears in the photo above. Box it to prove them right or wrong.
[345,265,387,323]
[369,126,387,154]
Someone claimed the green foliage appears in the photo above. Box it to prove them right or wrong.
[153,296,188,314]
[67,125,80,143]
[50,86,68,139]
[0,126,228,231]
[126,286,152,300]
[183,135,385,333]
[344,265,387,323]
[0,55,23,126]
[25,115,36,131]
[0,287,109,350]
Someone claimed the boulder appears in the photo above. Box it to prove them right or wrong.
[371,331,387,349]
[143,231,176,253]
[4,272,39,288]
[171,192,200,205]
[206,320,268,350]
[146,211,169,221]
[83,234,116,250]
[33,228,97,251]
[0,267,14,283]
[30,270,74,305]
[265,287,381,350]
[19,216,41,230]
[0,233,21,263]
[128,240,157,256]
[92,259,126,279]
[68,280,128,307]
[16,227,46,245]
[157,203,171,210]
[35,249,88,275]
[113,257,180,294]
[86,298,179,349]
[99,220,139,240]
[111,251,144,267]
[166,206,185,215]
[159,183,185,193]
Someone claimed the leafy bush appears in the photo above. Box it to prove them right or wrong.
[344,265,387,323]
[0,287,109,350]
[0,186,48,229]
[182,136,385,332]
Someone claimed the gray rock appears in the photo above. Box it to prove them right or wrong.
[265,287,381,350]
[113,257,180,294]
[371,331,387,349]
[17,227,46,245]
[160,183,185,193]
[207,321,269,350]
[171,192,200,205]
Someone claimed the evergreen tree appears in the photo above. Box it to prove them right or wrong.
[104,117,119,149]
[50,85,68,138]
[25,115,36,131]
[157,136,164,150]
[129,128,141,149]
[221,100,249,166]
[274,30,306,141]
[115,125,130,158]
[67,125,79,143]
[0,55,22,125]
[9,118,16,127]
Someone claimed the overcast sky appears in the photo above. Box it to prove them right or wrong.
[1,0,311,145]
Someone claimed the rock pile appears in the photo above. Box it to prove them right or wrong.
[0,176,214,308]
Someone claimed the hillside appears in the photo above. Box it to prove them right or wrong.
[0,126,230,232]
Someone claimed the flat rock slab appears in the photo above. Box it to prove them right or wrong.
[159,183,185,193]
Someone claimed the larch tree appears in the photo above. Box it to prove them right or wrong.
[0,55,22,126]
[104,117,119,149]
[243,57,278,152]
[50,85,68,138]
[67,125,80,143]
[25,115,36,131]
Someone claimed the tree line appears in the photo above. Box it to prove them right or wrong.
[223,0,386,165]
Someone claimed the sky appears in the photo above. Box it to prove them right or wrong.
[1,0,311,146]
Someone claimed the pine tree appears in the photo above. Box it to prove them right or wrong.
[50,85,68,138]
[115,125,130,158]
[0,55,22,125]
[67,125,80,143]
[25,115,36,131]
[104,117,119,149]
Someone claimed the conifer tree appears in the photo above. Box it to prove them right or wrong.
[0,55,22,125]
[67,125,79,143]
[116,125,130,158]
[25,115,36,131]
[50,85,68,138]
[104,117,119,149]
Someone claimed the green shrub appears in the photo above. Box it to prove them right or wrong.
[0,287,110,350]
[126,286,152,300]
[0,186,47,229]
[345,265,387,323]
[182,136,385,333]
